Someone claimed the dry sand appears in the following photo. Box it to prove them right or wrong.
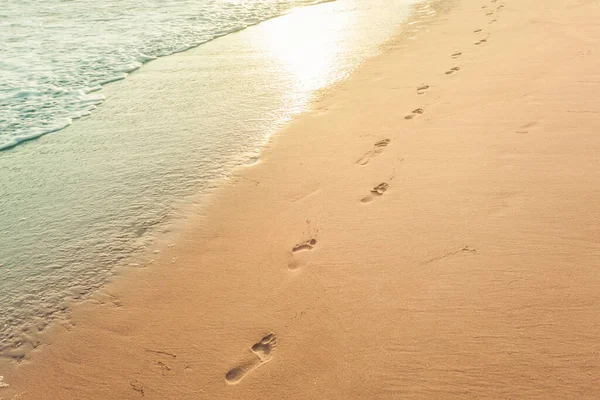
[2,0,600,398]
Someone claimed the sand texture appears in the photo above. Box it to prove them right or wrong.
[2,0,600,398]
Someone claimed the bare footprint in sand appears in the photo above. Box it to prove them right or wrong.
[445,66,460,75]
[225,333,277,385]
[292,238,317,253]
[356,138,391,166]
[475,38,488,45]
[405,107,424,120]
[417,85,429,95]
[361,182,389,203]
[451,52,462,59]
[289,238,317,270]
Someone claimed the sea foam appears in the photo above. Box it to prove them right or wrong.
[0,0,332,150]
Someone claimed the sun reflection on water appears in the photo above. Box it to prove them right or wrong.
[257,3,355,99]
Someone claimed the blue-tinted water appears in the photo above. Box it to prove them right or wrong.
[0,0,332,150]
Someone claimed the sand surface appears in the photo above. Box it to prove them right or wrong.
[2,0,600,398]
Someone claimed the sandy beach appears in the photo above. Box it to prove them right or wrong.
[2,0,600,398]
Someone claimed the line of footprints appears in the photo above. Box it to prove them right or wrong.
[224,0,505,387]
[404,0,504,119]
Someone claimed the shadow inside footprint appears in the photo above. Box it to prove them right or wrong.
[251,333,276,360]
[225,366,249,384]
[357,139,391,165]
[292,239,317,253]
[405,108,424,120]
[289,239,317,270]
[417,85,429,95]
[375,138,391,148]
[225,333,277,385]
[361,182,389,203]
[445,66,460,75]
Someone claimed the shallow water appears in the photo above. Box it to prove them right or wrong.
[0,0,338,150]
[0,0,427,358]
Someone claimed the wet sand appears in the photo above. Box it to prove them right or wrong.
[2,0,600,398]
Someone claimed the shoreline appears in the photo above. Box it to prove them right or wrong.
[0,0,442,379]
[0,0,339,153]
[0,0,419,366]
[3,0,600,397]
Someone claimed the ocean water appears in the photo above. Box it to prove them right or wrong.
[0,0,431,360]
[0,0,330,151]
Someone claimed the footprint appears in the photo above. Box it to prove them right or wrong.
[405,107,424,120]
[374,138,391,148]
[361,182,389,203]
[516,121,538,133]
[451,52,462,59]
[475,38,488,45]
[356,138,391,165]
[157,361,172,376]
[445,66,460,75]
[292,238,317,253]
[417,85,429,95]
[371,183,389,195]
[289,238,317,270]
[130,381,145,397]
[225,333,277,385]
[474,29,482,33]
